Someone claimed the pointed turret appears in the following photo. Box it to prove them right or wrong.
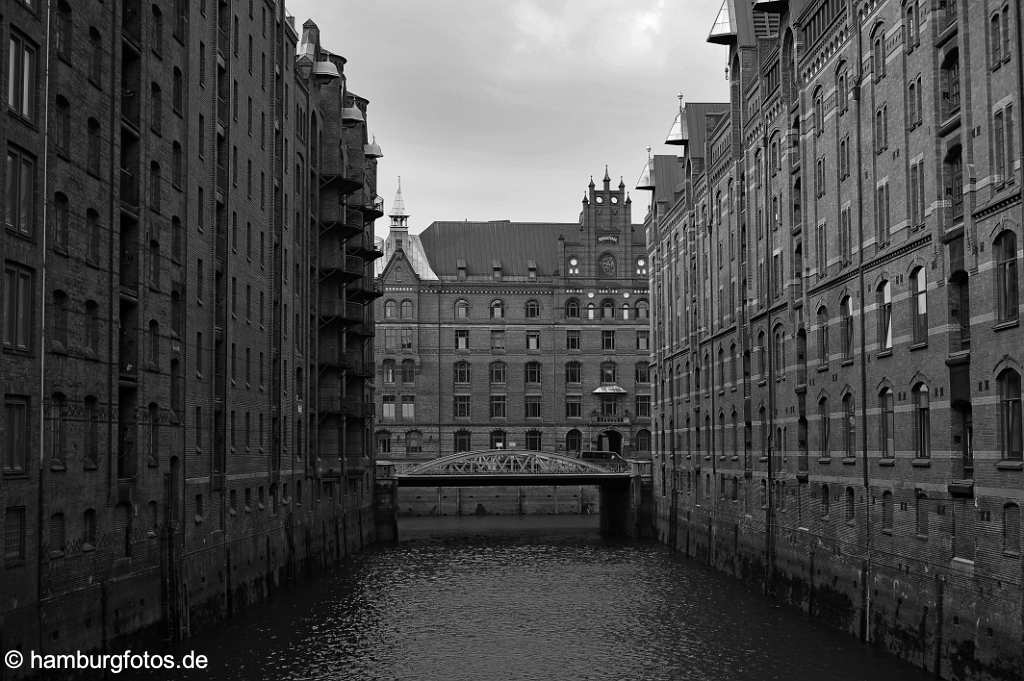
[603,165,611,190]
[618,176,625,190]
[389,177,409,228]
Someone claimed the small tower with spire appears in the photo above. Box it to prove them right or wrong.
[385,177,410,255]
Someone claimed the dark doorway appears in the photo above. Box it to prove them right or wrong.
[598,430,622,455]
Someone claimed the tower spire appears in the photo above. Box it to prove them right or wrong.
[389,176,409,228]
[603,164,611,190]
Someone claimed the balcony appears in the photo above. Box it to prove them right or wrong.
[360,194,385,219]
[320,253,364,281]
[347,278,383,302]
[938,0,957,37]
[122,2,141,46]
[349,234,384,260]
[121,91,140,131]
[216,164,228,197]
[217,96,229,128]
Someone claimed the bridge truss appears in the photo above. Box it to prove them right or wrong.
[403,449,626,477]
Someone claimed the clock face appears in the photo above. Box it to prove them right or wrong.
[599,255,616,274]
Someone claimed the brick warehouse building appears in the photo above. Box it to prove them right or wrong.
[0,2,381,654]
[644,0,1024,678]
[373,173,652,513]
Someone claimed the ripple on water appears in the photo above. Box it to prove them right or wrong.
[169,521,934,681]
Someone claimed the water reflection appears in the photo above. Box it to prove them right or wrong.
[170,516,931,681]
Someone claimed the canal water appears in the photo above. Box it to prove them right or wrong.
[169,515,932,681]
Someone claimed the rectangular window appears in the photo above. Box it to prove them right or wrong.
[3,396,29,473]
[490,330,505,350]
[453,395,471,418]
[455,329,469,350]
[635,395,651,418]
[815,223,827,279]
[4,507,26,565]
[3,263,33,350]
[601,330,615,350]
[524,396,542,419]
[401,328,413,350]
[489,395,507,418]
[526,331,540,350]
[636,330,650,350]
[566,330,581,350]
[5,146,36,236]
[565,396,581,418]
[7,33,37,122]
[381,395,395,421]
[401,395,415,420]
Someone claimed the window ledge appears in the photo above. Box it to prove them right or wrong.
[911,458,932,467]
[909,341,928,352]
[816,365,829,373]
[841,457,857,465]
[877,349,893,359]
[817,457,832,464]
[759,456,769,463]
[993,319,1019,332]
[49,460,67,472]
[881,528,893,536]
[840,359,854,367]
[996,460,1024,471]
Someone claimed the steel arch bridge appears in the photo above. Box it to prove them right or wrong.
[393,449,632,486]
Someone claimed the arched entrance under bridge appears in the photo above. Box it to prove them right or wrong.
[597,430,622,455]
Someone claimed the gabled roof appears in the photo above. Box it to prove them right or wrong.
[652,155,684,205]
[418,222,577,277]
[682,103,731,161]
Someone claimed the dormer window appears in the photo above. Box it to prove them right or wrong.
[457,257,467,281]
[492,259,502,280]
[396,238,403,250]
[568,257,580,275]
[636,257,648,276]
[527,259,537,280]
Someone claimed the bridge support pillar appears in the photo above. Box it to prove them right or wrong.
[373,475,398,543]
[599,481,637,538]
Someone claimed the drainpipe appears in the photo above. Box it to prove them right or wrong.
[36,0,54,654]
[762,130,776,590]
[851,0,872,645]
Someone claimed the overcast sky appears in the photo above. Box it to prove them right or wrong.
[285,0,728,235]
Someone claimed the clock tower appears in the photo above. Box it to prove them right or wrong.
[574,165,636,282]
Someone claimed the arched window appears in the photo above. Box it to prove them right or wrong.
[172,66,183,112]
[455,299,470,319]
[840,296,853,360]
[406,430,423,453]
[490,299,504,319]
[150,82,162,135]
[904,0,919,50]
[383,299,396,318]
[382,359,395,383]
[49,512,66,556]
[911,267,928,344]
[880,387,895,459]
[621,303,631,320]
[151,5,164,53]
[845,487,855,521]
[148,319,160,367]
[55,1,72,58]
[375,430,391,455]
[53,192,69,251]
[915,492,930,535]
[89,28,103,84]
[913,383,931,458]
[818,396,830,457]
[635,299,650,319]
[730,342,738,386]
[731,410,739,455]
[565,298,580,318]
[843,393,855,459]
[813,87,824,134]
[995,231,1018,322]
[635,429,651,452]
[489,361,506,384]
[601,299,615,319]
[400,299,413,319]
[758,405,767,458]
[83,508,97,549]
[999,369,1022,461]
[820,484,830,516]
[816,307,830,366]
[87,119,101,175]
[565,429,582,452]
[836,63,848,114]
[401,359,415,384]
[1004,503,1021,554]
[881,491,894,530]
[565,361,581,384]
[84,395,99,466]
[872,25,886,81]
[148,402,160,464]
[525,299,540,318]
[453,360,470,384]
[756,331,766,378]
[454,430,471,452]
[489,430,507,449]
[876,281,892,350]
[586,303,596,320]
[773,328,785,378]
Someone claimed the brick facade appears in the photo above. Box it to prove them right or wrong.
[374,173,652,465]
[0,1,380,655]
[647,1,1024,679]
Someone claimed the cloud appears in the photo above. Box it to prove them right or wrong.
[506,0,666,78]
